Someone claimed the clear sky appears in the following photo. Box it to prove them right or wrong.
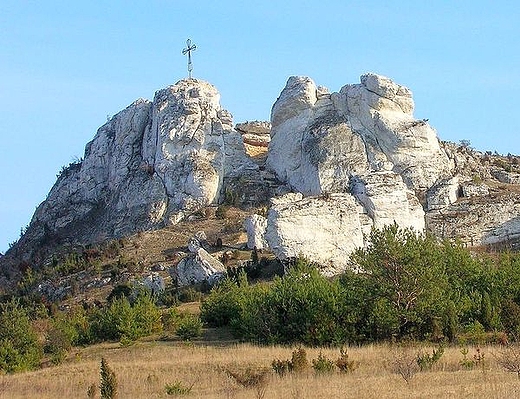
[1,0,519,253]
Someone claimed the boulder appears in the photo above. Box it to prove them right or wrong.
[141,272,165,295]
[264,192,365,276]
[172,248,226,287]
[187,231,209,253]
[244,214,268,250]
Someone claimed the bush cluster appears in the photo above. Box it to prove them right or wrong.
[0,291,205,373]
[202,224,520,344]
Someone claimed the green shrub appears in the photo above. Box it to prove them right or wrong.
[177,287,203,303]
[200,278,245,327]
[271,359,291,376]
[91,293,162,343]
[162,308,183,333]
[271,347,309,376]
[312,352,335,374]
[416,345,444,371]
[176,315,203,341]
[0,300,42,373]
[43,312,80,364]
[106,284,132,303]
[459,347,475,370]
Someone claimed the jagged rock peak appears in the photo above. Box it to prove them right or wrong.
[10,78,254,263]
[267,73,452,195]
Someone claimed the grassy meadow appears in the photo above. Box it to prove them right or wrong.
[2,341,520,399]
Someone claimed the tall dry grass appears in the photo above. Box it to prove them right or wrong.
[1,342,519,398]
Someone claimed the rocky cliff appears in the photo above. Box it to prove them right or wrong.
[3,79,259,273]
[3,74,520,282]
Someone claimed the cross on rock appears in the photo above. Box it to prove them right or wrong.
[182,39,197,79]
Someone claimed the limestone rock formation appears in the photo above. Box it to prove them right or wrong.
[236,121,271,148]
[141,273,166,295]
[264,192,365,276]
[427,195,520,248]
[8,79,256,264]
[261,74,443,273]
[244,214,268,250]
[187,231,210,253]
[258,73,520,273]
[171,248,226,287]
[3,73,520,285]
[267,74,452,196]
[350,171,425,232]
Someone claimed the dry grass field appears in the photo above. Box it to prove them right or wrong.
[2,341,520,399]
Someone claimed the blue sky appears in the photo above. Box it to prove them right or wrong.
[1,0,519,253]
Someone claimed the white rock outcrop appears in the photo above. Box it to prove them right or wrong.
[426,177,461,211]
[172,248,226,287]
[267,74,452,195]
[236,121,271,147]
[350,171,425,231]
[258,74,442,274]
[244,214,268,250]
[427,196,520,247]
[187,231,209,253]
[264,193,365,276]
[5,73,520,285]
[23,79,256,247]
[141,272,166,295]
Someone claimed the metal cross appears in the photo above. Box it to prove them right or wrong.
[182,39,197,78]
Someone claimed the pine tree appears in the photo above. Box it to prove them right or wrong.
[100,358,117,399]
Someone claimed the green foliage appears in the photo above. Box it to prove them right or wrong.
[91,293,162,343]
[162,307,183,332]
[459,347,473,369]
[100,358,118,399]
[201,278,247,327]
[349,224,448,340]
[232,259,353,345]
[44,314,78,364]
[312,352,335,374]
[176,314,203,341]
[0,300,42,373]
[416,345,444,371]
[165,380,193,395]
[106,284,132,303]
[198,226,520,345]
[271,359,291,376]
